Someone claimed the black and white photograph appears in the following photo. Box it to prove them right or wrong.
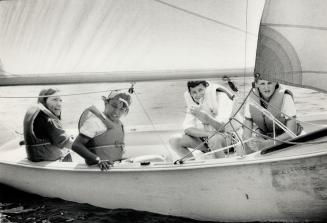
[1,0,327,222]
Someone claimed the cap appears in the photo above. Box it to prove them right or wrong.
[102,91,131,107]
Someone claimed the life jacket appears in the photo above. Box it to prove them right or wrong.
[23,104,63,162]
[184,82,242,132]
[78,106,125,164]
[249,87,302,137]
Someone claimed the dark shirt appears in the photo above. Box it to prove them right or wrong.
[33,111,69,148]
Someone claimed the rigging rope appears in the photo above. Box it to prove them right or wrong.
[0,87,131,99]
[132,87,172,158]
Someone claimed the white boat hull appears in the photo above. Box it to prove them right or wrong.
[1,129,327,222]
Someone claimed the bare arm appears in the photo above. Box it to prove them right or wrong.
[184,127,212,137]
[242,118,253,140]
[189,107,225,132]
[72,134,98,164]
[274,117,297,141]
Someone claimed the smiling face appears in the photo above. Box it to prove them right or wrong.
[189,83,206,104]
[104,98,128,122]
[256,79,278,100]
[45,93,62,117]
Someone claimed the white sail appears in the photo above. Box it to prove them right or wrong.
[0,0,264,85]
[254,0,327,93]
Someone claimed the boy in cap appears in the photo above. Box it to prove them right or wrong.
[72,91,131,170]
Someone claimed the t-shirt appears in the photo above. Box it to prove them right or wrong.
[244,94,296,120]
[79,112,107,138]
[33,111,70,148]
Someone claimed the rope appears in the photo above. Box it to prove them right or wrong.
[0,87,131,99]
[132,88,172,156]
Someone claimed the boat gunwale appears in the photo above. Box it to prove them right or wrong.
[1,148,327,173]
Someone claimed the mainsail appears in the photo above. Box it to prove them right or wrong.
[254,0,327,93]
[0,0,264,85]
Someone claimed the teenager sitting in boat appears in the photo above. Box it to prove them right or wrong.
[23,88,73,162]
[72,91,131,171]
[169,80,242,160]
[242,73,303,153]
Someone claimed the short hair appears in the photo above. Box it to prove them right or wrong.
[254,73,279,89]
[187,80,209,93]
[37,88,59,107]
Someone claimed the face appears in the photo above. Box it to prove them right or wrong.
[104,99,127,122]
[256,79,277,100]
[45,93,62,117]
[189,84,206,103]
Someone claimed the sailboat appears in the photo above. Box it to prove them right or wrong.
[1,0,327,222]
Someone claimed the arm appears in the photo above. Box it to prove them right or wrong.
[184,127,212,137]
[72,134,97,164]
[37,113,73,149]
[260,94,298,148]
[242,118,253,140]
[190,91,235,133]
[72,134,113,171]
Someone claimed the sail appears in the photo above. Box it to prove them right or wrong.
[254,0,327,93]
[0,0,264,85]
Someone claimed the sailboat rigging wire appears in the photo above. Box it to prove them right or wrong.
[132,88,171,156]
[243,0,248,99]
[174,0,251,164]
[0,88,131,98]
[230,120,245,157]
[230,117,327,145]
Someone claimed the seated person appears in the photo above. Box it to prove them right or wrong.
[72,91,131,170]
[23,88,73,162]
[242,73,303,153]
[169,80,242,160]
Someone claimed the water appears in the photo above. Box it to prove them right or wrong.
[0,184,216,223]
[1,78,327,222]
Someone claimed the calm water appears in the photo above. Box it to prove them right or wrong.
[0,184,217,223]
[1,78,327,222]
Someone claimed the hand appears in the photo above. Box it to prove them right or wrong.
[97,160,113,171]
[245,137,266,152]
[260,139,275,149]
[189,106,209,124]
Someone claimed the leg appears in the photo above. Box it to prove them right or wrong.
[208,133,227,158]
[169,134,204,159]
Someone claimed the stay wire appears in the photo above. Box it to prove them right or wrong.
[132,88,171,155]
[174,0,251,164]
[0,87,131,99]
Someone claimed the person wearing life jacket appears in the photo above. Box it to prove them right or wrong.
[23,88,73,162]
[242,73,303,153]
[72,91,131,171]
[169,80,243,160]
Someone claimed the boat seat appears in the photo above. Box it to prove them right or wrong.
[124,154,167,163]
